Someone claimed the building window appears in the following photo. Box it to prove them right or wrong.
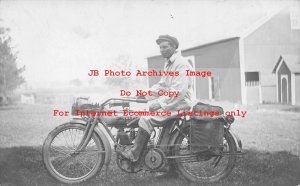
[245,72,259,86]
[209,76,220,100]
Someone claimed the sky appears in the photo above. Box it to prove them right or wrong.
[0,0,295,88]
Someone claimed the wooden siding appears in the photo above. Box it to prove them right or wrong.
[244,8,300,73]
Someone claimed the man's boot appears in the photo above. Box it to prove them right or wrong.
[118,127,150,162]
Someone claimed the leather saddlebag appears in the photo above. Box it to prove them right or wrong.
[191,101,224,120]
[189,102,224,153]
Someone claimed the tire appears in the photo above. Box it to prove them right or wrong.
[173,130,237,183]
[43,123,105,184]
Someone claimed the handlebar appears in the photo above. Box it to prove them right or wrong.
[100,97,148,108]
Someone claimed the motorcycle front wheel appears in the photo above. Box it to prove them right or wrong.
[173,131,237,183]
[43,123,105,184]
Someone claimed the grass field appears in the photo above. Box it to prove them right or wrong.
[0,147,299,186]
[0,103,300,185]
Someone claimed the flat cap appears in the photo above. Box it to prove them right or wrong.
[156,35,179,49]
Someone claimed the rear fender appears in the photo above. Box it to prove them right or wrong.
[69,118,112,166]
[227,130,242,152]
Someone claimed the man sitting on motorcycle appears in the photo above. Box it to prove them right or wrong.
[118,35,194,164]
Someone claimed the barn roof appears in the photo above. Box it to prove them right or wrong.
[147,5,289,59]
[272,55,300,74]
[181,37,240,53]
[147,37,239,60]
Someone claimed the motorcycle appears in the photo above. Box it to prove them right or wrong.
[42,97,243,184]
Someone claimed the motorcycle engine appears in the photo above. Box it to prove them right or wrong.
[143,148,166,171]
[116,154,142,173]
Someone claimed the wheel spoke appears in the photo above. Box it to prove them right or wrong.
[51,146,73,155]
[62,131,73,150]
[75,157,93,172]
[56,156,73,172]
[69,129,76,149]
[50,153,71,162]
[78,150,106,154]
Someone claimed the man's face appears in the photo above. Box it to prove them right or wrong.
[159,41,176,59]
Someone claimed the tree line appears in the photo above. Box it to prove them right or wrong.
[0,22,25,104]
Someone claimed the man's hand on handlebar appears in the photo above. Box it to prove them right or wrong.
[136,96,146,99]
[149,102,161,111]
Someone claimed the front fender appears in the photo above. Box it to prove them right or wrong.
[69,118,112,166]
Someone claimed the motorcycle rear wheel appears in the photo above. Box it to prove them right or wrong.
[43,123,105,184]
[174,131,237,183]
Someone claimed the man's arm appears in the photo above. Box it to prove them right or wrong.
[157,63,191,111]
[148,77,167,97]
[136,75,167,102]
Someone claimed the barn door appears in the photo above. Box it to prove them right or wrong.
[281,75,288,104]
[209,76,220,100]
